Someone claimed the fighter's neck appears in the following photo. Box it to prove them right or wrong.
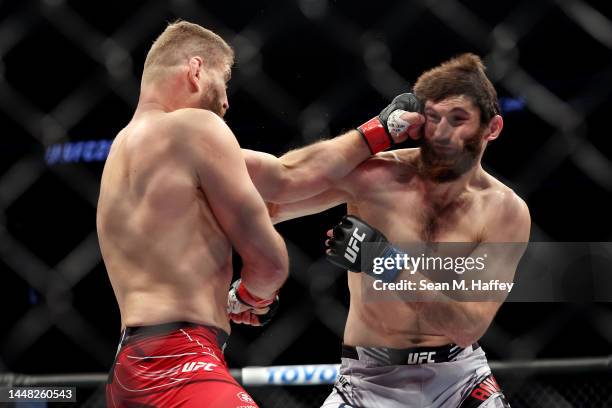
[136,90,185,114]
[135,100,173,114]
[136,79,193,114]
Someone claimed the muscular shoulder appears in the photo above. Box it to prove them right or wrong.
[480,175,531,242]
[135,109,238,181]
[158,109,239,163]
[167,109,230,144]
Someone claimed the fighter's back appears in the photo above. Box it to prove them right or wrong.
[97,109,233,333]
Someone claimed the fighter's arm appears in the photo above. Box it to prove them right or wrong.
[178,109,288,299]
[268,151,402,224]
[243,130,369,203]
[265,152,387,224]
[245,94,424,204]
[417,193,531,347]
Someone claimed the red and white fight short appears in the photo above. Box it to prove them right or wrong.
[106,322,258,408]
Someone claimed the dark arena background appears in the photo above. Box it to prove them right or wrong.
[1,0,612,407]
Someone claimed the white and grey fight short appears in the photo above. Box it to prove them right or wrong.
[321,342,510,408]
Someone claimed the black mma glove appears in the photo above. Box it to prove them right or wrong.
[325,215,405,283]
[357,93,422,154]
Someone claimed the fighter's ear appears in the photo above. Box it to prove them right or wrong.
[187,56,204,91]
[484,115,503,142]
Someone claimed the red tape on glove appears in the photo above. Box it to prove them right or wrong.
[357,117,392,154]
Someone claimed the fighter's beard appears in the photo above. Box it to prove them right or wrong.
[418,130,484,183]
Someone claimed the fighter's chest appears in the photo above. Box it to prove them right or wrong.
[351,189,484,243]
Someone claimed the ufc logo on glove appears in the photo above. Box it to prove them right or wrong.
[344,228,366,263]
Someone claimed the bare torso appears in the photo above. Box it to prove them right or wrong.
[97,109,232,333]
[343,148,511,348]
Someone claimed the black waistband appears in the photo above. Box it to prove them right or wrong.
[122,321,229,349]
[342,342,480,365]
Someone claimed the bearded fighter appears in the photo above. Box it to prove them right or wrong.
[247,54,530,407]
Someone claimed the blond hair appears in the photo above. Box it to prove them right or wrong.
[142,20,234,82]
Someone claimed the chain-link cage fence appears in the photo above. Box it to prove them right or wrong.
[1,0,611,407]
